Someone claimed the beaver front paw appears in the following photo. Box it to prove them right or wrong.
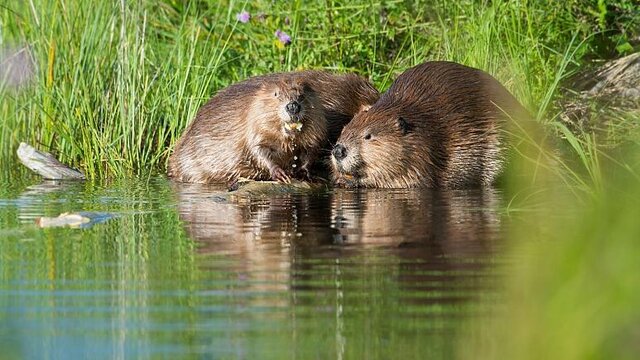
[295,166,313,181]
[270,166,291,183]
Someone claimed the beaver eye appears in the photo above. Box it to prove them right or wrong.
[274,91,279,97]
[364,133,372,140]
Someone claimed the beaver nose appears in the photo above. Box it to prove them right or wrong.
[332,144,347,161]
[286,101,301,115]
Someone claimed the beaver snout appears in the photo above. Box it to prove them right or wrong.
[286,101,301,115]
[332,144,347,161]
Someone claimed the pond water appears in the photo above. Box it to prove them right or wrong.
[0,175,506,359]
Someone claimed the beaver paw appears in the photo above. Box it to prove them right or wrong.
[270,167,291,183]
[296,167,312,182]
[227,179,240,191]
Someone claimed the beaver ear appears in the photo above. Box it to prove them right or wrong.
[397,117,412,135]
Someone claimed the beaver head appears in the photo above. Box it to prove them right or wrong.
[330,103,434,188]
[271,77,319,137]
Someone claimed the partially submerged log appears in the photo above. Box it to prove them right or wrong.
[223,179,328,203]
[171,178,329,205]
[17,142,85,180]
[229,178,328,196]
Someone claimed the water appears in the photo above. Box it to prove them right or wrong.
[0,175,505,359]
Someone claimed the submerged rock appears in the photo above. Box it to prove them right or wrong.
[36,212,116,229]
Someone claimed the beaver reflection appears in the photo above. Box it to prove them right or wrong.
[175,183,502,337]
[332,188,500,248]
[331,188,502,304]
[176,182,500,272]
[173,183,337,290]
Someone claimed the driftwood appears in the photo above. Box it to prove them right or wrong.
[16,142,85,180]
[229,178,328,195]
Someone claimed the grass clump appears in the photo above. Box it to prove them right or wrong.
[0,0,638,185]
[462,140,640,360]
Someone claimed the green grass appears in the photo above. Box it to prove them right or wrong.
[462,140,640,360]
[2,0,637,184]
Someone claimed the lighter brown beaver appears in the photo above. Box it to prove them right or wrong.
[331,61,529,189]
[168,71,379,184]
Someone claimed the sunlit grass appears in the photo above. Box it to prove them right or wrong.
[3,0,635,188]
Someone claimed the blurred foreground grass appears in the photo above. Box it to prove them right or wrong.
[463,141,640,359]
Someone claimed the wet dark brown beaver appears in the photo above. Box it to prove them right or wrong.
[168,71,379,184]
[331,61,529,188]
[300,71,379,144]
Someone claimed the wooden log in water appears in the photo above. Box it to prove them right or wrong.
[229,178,328,195]
[192,179,329,204]
[16,142,85,180]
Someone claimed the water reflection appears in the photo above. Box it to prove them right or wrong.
[333,188,501,265]
[174,183,502,319]
[0,178,505,359]
[175,183,501,261]
[331,188,502,311]
[176,184,500,242]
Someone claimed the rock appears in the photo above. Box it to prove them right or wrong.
[35,212,116,229]
[560,52,640,133]
[0,46,34,89]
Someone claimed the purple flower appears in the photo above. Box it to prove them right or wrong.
[236,11,250,23]
[275,29,291,46]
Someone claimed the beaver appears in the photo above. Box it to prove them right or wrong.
[331,61,529,188]
[168,71,379,184]
[299,71,379,144]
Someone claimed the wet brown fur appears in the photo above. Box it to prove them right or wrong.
[168,74,326,183]
[299,71,380,144]
[332,61,529,189]
[168,71,379,184]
